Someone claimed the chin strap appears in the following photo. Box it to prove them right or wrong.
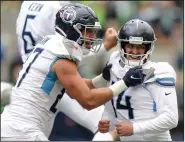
[55,26,67,37]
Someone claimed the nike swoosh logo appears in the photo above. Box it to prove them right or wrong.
[130,75,141,80]
[165,92,172,96]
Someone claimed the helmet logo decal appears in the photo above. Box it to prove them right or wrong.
[60,6,76,24]
[129,36,143,44]
[95,22,101,27]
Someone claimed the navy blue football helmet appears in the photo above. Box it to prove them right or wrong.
[55,3,102,54]
[118,19,157,66]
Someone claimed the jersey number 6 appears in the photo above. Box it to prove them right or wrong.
[22,15,36,54]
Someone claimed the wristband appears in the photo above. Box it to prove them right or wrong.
[109,80,127,96]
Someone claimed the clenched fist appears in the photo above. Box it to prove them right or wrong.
[98,120,110,133]
[115,121,134,136]
[104,28,118,51]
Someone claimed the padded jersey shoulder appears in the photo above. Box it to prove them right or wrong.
[36,34,83,66]
[144,62,176,86]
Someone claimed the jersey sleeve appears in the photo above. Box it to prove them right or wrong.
[133,65,178,134]
[94,44,107,58]
[91,73,108,88]
[79,44,108,75]
[87,44,107,58]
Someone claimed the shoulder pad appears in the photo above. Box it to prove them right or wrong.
[144,62,176,86]
[44,35,83,66]
[62,40,83,66]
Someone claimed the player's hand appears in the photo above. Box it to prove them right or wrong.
[123,66,145,87]
[115,121,134,136]
[104,28,118,51]
[98,120,110,133]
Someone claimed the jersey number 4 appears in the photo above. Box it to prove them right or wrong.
[111,81,134,119]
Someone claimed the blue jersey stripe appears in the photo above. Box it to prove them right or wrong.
[153,101,157,112]
[156,77,175,86]
[41,57,60,95]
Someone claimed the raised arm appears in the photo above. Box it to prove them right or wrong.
[53,59,114,110]
[53,59,144,110]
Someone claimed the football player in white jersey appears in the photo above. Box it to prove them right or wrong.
[92,19,178,141]
[15,0,115,136]
[16,1,71,63]
[1,4,146,141]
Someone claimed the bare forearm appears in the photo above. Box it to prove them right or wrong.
[85,88,113,110]
[64,77,114,110]
[53,59,127,110]
[84,79,95,89]
[82,79,127,110]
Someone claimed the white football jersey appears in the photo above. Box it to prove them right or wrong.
[1,34,83,138]
[101,51,178,141]
[16,1,71,62]
[15,1,108,135]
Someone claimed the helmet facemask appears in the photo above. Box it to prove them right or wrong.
[118,36,156,67]
[74,23,103,55]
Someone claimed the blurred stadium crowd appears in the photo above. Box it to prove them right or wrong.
[1,1,184,141]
